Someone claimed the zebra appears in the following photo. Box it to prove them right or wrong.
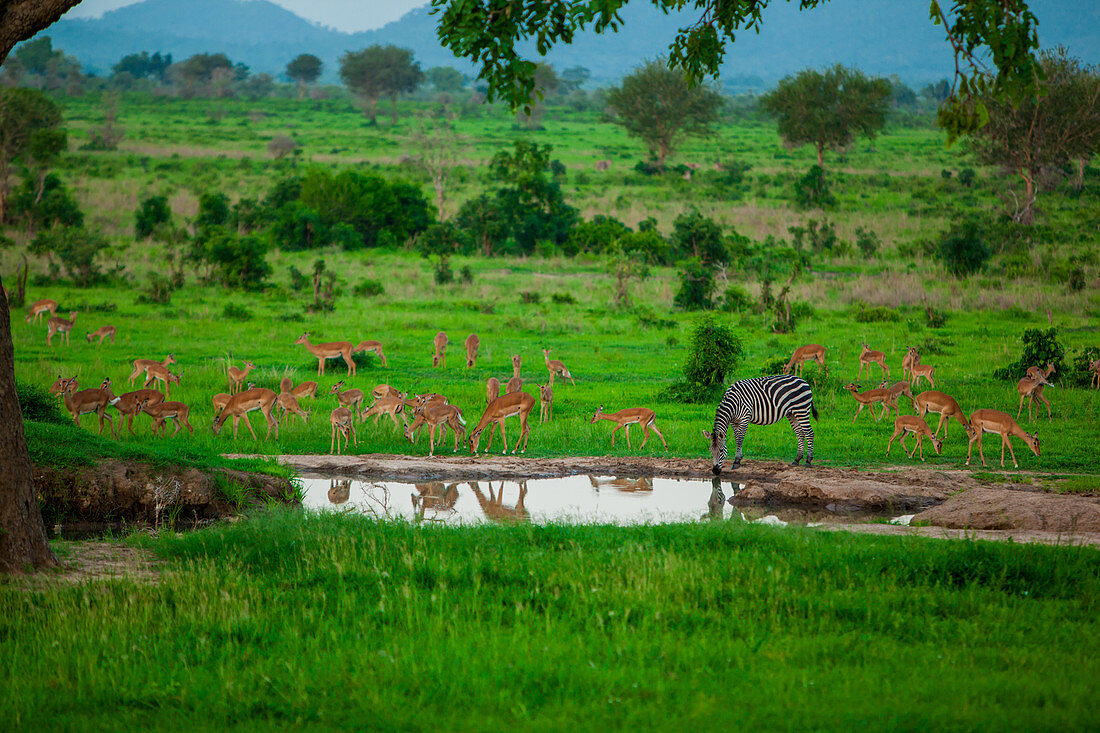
[703,375,819,474]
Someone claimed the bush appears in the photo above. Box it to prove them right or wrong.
[460,266,474,284]
[565,215,631,255]
[853,302,901,322]
[353,279,385,297]
[433,257,454,285]
[855,227,880,258]
[958,168,976,187]
[29,226,110,287]
[660,315,743,402]
[135,195,171,239]
[633,306,676,329]
[550,292,577,304]
[793,164,836,209]
[1065,346,1100,387]
[992,328,1065,381]
[222,303,253,321]
[672,211,727,263]
[673,258,716,311]
[789,218,841,254]
[720,285,752,313]
[288,265,309,292]
[520,291,541,304]
[192,231,271,290]
[135,272,176,305]
[937,220,991,276]
[17,381,69,425]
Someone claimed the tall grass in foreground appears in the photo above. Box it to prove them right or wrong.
[2,509,1097,729]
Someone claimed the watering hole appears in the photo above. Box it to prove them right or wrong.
[300,474,901,526]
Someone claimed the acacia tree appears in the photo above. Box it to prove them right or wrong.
[339,45,423,125]
[759,65,891,166]
[285,54,322,100]
[0,87,64,225]
[0,0,81,574]
[969,49,1100,224]
[605,59,722,165]
[431,0,1042,141]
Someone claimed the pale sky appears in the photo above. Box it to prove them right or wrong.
[67,0,429,32]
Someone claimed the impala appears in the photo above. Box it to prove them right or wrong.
[511,354,521,379]
[278,376,317,398]
[469,481,530,524]
[542,348,575,386]
[885,415,943,461]
[879,380,915,413]
[914,390,974,439]
[1018,363,1055,421]
[371,384,400,401]
[25,298,57,324]
[277,391,311,425]
[910,359,936,389]
[330,407,357,454]
[328,479,352,505]
[486,377,501,404]
[227,360,255,395]
[46,311,78,346]
[465,333,480,368]
[351,339,388,367]
[843,383,896,422]
[505,376,523,394]
[61,377,116,435]
[295,332,355,376]
[1090,358,1100,389]
[432,331,449,368]
[143,363,181,399]
[412,392,448,414]
[360,393,408,429]
[590,405,668,449]
[781,344,826,377]
[468,392,536,454]
[405,404,466,456]
[141,399,194,437]
[86,325,116,345]
[129,354,176,385]
[330,381,365,416]
[212,392,231,417]
[101,380,164,436]
[857,343,890,380]
[49,374,71,399]
[966,409,1040,468]
[411,482,460,520]
[538,383,553,423]
[901,347,918,384]
[212,387,279,440]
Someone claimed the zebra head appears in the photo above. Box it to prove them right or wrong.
[702,430,727,474]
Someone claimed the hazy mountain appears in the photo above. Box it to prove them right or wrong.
[33,0,1100,87]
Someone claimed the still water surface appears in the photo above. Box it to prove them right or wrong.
[300,474,889,526]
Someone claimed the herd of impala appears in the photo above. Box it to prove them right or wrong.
[28,293,1098,468]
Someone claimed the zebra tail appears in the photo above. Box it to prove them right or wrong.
[811,402,819,421]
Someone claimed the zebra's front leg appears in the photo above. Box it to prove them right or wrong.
[730,422,747,469]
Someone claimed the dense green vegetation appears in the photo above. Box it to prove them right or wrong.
[2,509,1097,727]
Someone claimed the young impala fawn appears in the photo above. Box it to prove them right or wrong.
[885,415,943,461]
[590,405,668,450]
[141,399,194,437]
[227,360,255,395]
[330,381,365,417]
[1090,357,1100,389]
[543,348,575,386]
[86,325,116,345]
[857,343,890,380]
[843,383,896,422]
[129,354,176,385]
[901,347,918,384]
[538,383,553,423]
[505,376,523,394]
[486,377,501,404]
[465,333,480,368]
[432,331,449,368]
[966,409,1040,468]
[360,393,408,430]
[330,407,357,454]
[879,380,914,416]
[909,352,936,389]
[1017,363,1055,422]
[46,311,78,346]
[143,363,181,399]
[782,344,826,377]
[276,391,311,426]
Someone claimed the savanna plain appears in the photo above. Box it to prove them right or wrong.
[3,91,1099,728]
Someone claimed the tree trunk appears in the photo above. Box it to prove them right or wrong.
[390,94,398,125]
[433,173,445,222]
[0,1,83,63]
[1072,158,1086,193]
[817,143,825,167]
[0,274,57,573]
[297,80,304,101]
[1016,172,1037,225]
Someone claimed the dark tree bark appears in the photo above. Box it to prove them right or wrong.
[0,274,56,572]
[0,0,80,573]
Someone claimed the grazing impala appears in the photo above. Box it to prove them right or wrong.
[352,339,388,367]
[212,387,279,440]
[465,333,480,368]
[590,406,668,450]
[432,331,449,368]
[486,377,501,404]
[101,380,164,436]
[86,325,116,345]
[1090,357,1100,389]
[857,343,890,380]
[129,354,176,385]
[885,415,943,461]
[25,298,58,324]
[879,380,914,414]
[330,407,357,454]
[330,381,365,416]
[227,360,255,395]
[781,344,826,377]
[143,362,181,399]
[412,392,448,414]
[543,348,575,386]
[60,377,116,435]
[46,311,77,346]
[371,384,400,401]
[405,404,466,456]
[914,390,974,439]
[469,392,536,454]
[141,399,194,437]
[966,409,1040,468]
[212,392,231,417]
[295,332,355,376]
[538,383,553,423]
[360,393,408,430]
[843,383,896,422]
[276,391,311,425]
[505,376,523,394]
[1018,364,1055,422]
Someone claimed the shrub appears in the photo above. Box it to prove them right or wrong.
[9,173,83,230]
[134,195,171,238]
[660,315,743,402]
[958,168,976,187]
[855,227,880,258]
[135,272,175,305]
[992,328,1065,381]
[789,218,841,254]
[565,215,631,255]
[433,257,454,285]
[192,231,271,290]
[222,303,253,321]
[720,284,752,313]
[550,292,577,304]
[633,306,676,329]
[353,279,385,297]
[793,164,836,209]
[268,135,300,159]
[937,220,991,276]
[1065,346,1100,388]
[673,258,716,310]
[29,226,110,287]
[460,266,474,284]
[853,302,901,322]
[16,381,68,425]
[288,265,309,292]
[924,304,948,328]
[672,211,727,263]
[520,291,541,304]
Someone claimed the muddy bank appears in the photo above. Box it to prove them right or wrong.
[252,454,1100,540]
[34,459,296,527]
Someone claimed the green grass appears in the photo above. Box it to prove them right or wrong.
[1,509,1097,728]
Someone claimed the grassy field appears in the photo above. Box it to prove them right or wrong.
[1,508,1098,729]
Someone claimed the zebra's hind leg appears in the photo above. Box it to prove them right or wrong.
[788,414,804,465]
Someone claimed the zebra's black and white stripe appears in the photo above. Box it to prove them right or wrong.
[705,375,818,474]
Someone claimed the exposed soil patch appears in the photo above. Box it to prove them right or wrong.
[9,541,160,589]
